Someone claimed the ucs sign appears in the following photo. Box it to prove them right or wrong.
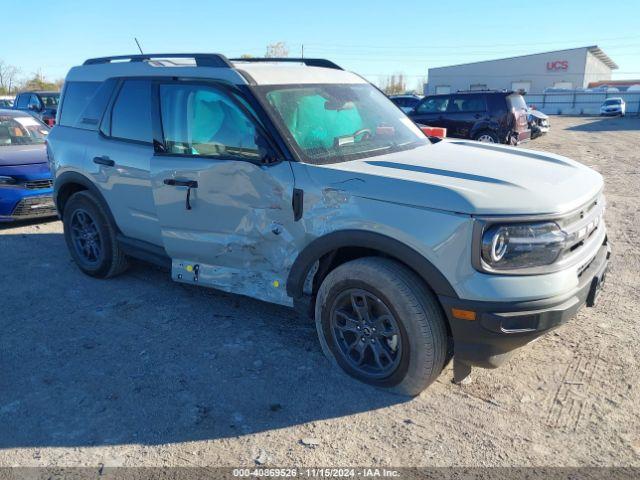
[547,61,569,71]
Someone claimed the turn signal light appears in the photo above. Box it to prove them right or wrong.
[451,308,477,321]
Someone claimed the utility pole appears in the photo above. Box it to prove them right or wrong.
[301,44,304,59]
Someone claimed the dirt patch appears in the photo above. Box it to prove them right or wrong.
[0,116,638,467]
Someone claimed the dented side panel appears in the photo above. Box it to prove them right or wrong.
[151,155,473,306]
[290,161,473,293]
[151,157,307,305]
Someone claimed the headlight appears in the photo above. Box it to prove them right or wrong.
[480,222,567,270]
[0,176,17,185]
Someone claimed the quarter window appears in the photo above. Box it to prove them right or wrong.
[58,81,101,127]
[159,84,260,160]
[110,80,152,143]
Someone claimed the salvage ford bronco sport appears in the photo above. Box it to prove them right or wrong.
[48,54,610,396]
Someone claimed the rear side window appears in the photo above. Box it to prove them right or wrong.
[110,80,152,143]
[448,94,486,113]
[417,96,449,113]
[59,82,100,126]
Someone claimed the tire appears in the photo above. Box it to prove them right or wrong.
[314,257,448,396]
[63,191,129,278]
[473,130,499,143]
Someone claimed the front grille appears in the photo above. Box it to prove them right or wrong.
[23,179,53,190]
[11,195,56,218]
[556,195,605,266]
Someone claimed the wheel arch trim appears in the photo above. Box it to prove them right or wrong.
[54,172,119,232]
[286,229,459,299]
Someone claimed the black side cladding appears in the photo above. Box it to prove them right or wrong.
[286,230,459,300]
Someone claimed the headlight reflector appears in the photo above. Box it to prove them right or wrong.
[0,175,17,185]
[481,222,567,270]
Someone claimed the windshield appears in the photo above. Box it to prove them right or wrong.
[0,115,49,146]
[603,99,621,106]
[40,93,60,108]
[258,83,429,164]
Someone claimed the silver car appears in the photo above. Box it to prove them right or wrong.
[600,97,626,116]
[47,54,610,395]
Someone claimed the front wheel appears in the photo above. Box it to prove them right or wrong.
[314,258,448,396]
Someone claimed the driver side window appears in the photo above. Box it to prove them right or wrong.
[159,84,261,160]
[28,95,41,110]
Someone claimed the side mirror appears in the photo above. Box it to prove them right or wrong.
[256,135,278,165]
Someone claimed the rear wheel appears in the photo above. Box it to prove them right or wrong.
[474,130,499,143]
[63,191,129,278]
[315,257,448,396]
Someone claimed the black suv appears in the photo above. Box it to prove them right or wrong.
[13,91,60,127]
[408,91,531,144]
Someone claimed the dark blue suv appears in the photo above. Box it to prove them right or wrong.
[13,91,60,127]
[408,91,531,145]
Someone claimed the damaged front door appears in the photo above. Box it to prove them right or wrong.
[150,81,300,305]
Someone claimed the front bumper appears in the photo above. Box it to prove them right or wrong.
[0,184,55,222]
[0,194,56,221]
[0,163,55,222]
[439,238,610,368]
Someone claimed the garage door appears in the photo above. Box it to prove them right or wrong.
[511,81,531,93]
[435,85,451,95]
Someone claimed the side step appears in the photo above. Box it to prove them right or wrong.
[116,234,171,270]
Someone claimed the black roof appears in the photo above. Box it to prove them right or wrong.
[82,53,343,70]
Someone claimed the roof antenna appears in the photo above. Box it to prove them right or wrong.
[134,37,144,55]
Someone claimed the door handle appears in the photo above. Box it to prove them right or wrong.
[163,179,198,210]
[163,179,198,188]
[93,156,115,167]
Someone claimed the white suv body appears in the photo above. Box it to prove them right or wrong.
[600,97,626,116]
[47,54,610,395]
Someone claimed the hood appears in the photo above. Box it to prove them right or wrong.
[0,144,47,166]
[527,109,548,120]
[307,141,603,216]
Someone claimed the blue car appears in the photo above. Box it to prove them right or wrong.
[0,109,55,222]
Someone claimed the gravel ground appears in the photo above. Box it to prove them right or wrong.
[0,115,638,468]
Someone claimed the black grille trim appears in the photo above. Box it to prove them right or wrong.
[11,195,56,218]
[23,179,54,190]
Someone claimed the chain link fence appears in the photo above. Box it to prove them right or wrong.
[525,91,640,116]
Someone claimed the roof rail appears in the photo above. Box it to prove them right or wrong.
[83,53,233,68]
[229,57,343,70]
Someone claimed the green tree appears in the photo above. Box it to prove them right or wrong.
[380,74,407,95]
[21,71,61,92]
[0,60,20,95]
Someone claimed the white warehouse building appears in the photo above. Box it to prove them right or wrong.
[426,45,618,95]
